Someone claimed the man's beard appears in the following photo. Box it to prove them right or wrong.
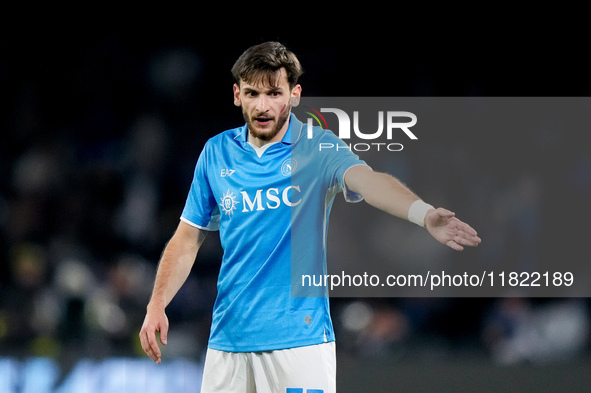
[243,103,291,142]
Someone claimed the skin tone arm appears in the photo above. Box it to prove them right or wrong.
[139,221,208,363]
[344,165,481,250]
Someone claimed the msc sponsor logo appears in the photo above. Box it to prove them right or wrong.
[219,186,302,217]
[219,190,239,216]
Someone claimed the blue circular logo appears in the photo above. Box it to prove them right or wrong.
[281,158,297,176]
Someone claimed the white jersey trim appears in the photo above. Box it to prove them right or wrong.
[180,215,220,231]
[247,141,279,158]
[342,163,371,203]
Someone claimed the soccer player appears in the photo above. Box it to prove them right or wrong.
[139,41,481,392]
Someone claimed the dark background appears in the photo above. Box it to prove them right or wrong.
[1,20,590,391]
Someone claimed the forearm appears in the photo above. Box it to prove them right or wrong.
[363,172,420,219]
[346,166,421,220]
[148,222,206,309]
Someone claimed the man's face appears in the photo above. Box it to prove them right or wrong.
[233,68,301,144]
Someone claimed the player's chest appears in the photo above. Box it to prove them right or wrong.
[209,148,301,216]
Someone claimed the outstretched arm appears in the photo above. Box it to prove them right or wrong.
[344,165,481,250]
[139,221,208,363]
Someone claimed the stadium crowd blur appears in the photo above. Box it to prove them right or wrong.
[1,32,591,373]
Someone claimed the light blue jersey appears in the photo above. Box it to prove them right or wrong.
[181,113,367,352]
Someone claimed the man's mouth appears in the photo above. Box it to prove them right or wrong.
[254,117,273,126]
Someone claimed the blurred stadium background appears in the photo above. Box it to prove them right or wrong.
[1,26,591,392]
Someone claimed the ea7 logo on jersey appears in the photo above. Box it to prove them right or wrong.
[221,169,236,177]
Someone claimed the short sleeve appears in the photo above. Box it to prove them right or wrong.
[180,143,220,231]
[319,130,369,203]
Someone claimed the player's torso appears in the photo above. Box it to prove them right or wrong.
[202,120,339,351]
[206,136,300,234]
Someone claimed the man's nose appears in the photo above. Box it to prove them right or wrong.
[255,95,270,112]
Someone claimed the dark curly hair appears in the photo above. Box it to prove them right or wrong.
[231,41,304,89]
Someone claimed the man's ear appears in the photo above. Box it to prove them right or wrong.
[290,84,302,107]
[233,83,241,107]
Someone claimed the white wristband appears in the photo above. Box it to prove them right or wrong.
[408,200,435,228]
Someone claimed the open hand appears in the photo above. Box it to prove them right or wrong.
[425,208,481,251]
